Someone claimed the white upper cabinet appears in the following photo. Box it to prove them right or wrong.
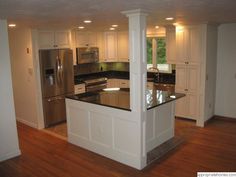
[38,30,71,49]
[176,27,189,64]
[166,26,176,64]
[96,32,105,61]
[73,31,129,62]
[117,31,129,62]
[188,26,203,64]
[175,25,203,64]
[104,31,129,62]
[104,32,118,62]
[75,32,97,47]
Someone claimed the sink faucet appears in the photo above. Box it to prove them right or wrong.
[148,67,160,82]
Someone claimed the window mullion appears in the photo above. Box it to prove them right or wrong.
[152,38,157,68]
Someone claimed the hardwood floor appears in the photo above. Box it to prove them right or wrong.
[0,117,236,177]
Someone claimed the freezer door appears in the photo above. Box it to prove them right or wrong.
[58,49,74,94]
[43,95,66,127]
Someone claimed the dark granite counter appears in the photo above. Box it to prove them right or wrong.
[66,88,185,111]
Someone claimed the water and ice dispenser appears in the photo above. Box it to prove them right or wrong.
[45,68,55,86]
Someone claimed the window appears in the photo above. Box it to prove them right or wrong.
[147,37,172,73]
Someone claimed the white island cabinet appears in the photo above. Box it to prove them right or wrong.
[65,90,183,169]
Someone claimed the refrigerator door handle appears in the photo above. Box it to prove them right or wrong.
[59,58,63,84]
[56,56,60,85]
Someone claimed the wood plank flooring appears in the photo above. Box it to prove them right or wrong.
[0,117,236,177]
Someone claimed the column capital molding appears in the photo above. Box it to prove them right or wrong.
[121,9,149,17]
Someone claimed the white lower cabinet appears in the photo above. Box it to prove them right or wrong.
[119,79,129,88]
[74,84,86,94]
[107,79,129,88]
[175,93,199,120]
[175,64,200,120]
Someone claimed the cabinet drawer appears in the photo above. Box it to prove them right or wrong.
[74,84,86,94]
[119,79,129,88]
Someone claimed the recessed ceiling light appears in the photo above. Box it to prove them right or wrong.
[110,27,115,30]
[112,25,118,27]
[165,17,174,21]
[155,26,159,29]
[173,23,179,26]
[78,26,84,29]
[84,20,92,23]
[8,24,16,27]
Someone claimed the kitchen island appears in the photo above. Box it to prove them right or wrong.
[66,88,184,169]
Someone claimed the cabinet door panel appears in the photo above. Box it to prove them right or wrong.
[176,27,189,63]
[38,31,55,49]
[117,31,129,62]
[189,26,202,64]
[188,93,198,120]
[76,32,88,46]
[175,95,189,118]
[96,32,105,61]
[104,32,117,61]
[166,27,176,64]
[54,31,70,48]
[88,32,97,46]
[175,65,187,92]
[187,65,199,93]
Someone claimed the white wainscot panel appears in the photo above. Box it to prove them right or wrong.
[113,117,139,156]
[68,106,89,139]
[146,110,155,143]
[146,102,175,152]
[90,111,112,148]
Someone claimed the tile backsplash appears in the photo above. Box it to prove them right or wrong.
[74,62,129,76]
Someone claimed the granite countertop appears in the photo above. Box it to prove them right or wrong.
[66,88,185,111]
[74,70,176,85]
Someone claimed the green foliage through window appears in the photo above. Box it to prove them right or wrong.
[147,37,166,64]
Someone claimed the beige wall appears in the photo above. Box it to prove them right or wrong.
[215,23,236,119]
[8,27,39,127]
[0,20,21,161]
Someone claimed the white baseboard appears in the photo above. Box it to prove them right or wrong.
[0,149,21,162]
[16,117,38,129]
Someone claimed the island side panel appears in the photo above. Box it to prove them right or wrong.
[66,98,143,169]
[146,101,175,152]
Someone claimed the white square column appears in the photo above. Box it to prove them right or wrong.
[122,9,148,169]
[0,20,21,161]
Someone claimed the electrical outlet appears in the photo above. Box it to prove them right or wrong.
[28,68,33,75]
[206,74,209,81]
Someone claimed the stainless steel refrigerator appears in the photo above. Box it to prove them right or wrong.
[39,49,74,127]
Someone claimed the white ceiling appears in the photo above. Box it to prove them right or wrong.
[1,0,236,31]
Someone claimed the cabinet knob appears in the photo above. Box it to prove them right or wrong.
[185,61,189,64]
[184,88,188,91]
[54,45,58,47]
